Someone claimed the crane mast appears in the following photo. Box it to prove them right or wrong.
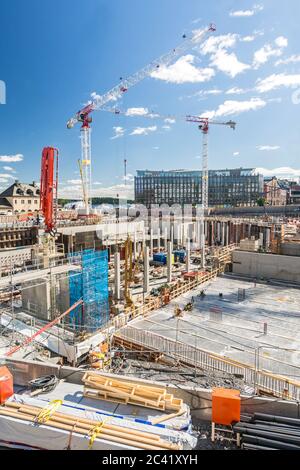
[67,24,216,214]
[186,116,236,266]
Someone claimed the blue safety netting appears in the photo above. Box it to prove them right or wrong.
[68,249,109,332]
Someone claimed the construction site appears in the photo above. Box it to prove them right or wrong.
[1,15,300,453]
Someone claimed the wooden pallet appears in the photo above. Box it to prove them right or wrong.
[82,372,183,412]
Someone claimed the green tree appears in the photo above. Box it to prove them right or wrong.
[257,197,266,207]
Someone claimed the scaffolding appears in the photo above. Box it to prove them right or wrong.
[69,249,109,332]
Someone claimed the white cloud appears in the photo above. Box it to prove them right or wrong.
[233,151,240,156]
[110,126,125,140]
[121,173,134,182]
[151,54,215,84]
[241,35,255,42]
[162,125,171,131]
[256,73,300,92]
[191,17,202,25]
[164,118,176,124]
[3,166,14,171]
[201,34,238,55]
[195,155,201,159]
[0,154,23,162]
[125,107,149,116]
[275,55,300,66]
[153,146,160,150]
[0,173,15,179]
[253,37,288,68]
[204,89,223,95]
[226,87,250,95]
[240,30,264,42]
[211,50,250,77]
[268,97,282,103]
[91,91,101,101]
[255,167,300,178]
[91,90,119,103]
[230,4,264,17]
[130,125,157,136]
[275,36,288,48]
[202,98,266,119]
[257,145,280,151]
[94,183,134,199]
[183,89,223,100]
[67,179,82,185]
[200,33,250,78]
[93,182,102,185]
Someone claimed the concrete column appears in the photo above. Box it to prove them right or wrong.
[150,229,153,257]
[157,227,161,252]
[217,221,221,244]
[181,223,185,246]
[226,223,229,246]
[197,221,201,249]
[171,224,174,247]
[259,231,264,247]
[142,228,145,250]
[177,224,182,249]
[167,241,172,283]
[201,219,205,268]
[164,227,168,249]
[192,222,196,246]
[114,252,121,301]
[133,231,137,260]
[221,222,225,246]
[265,227,271,250]
[235,224,239,244]
[143,246,149,294]
[185,239,191,272]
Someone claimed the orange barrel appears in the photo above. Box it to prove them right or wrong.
[212,388,241,425]
[0,366,14,404]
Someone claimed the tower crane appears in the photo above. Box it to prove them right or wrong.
[186,116,236,266]
[102,106,236,268]
[100,107,236,268]
[67,24,216,214]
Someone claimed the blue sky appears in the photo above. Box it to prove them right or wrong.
[0,0,300,199]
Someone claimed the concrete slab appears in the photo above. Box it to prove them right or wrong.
[124,275,300,380]
[0,263,81,288]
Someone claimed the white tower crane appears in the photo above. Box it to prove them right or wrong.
[67,24,216,214]
[98,107,236,267]
[186,116,236,266]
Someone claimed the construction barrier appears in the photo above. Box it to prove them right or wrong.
[115,326,300,402]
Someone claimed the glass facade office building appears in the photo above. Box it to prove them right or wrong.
[134,168,263,207]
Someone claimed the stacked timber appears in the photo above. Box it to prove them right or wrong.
[82,372,183,413]
[0,400,181,450]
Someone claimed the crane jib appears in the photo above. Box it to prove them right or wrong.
[67,24,216,126]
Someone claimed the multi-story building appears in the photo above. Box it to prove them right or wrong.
[0,180,40,214]
[134,168,263,207]
[289,184,300,204]
[263,177,288,206]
